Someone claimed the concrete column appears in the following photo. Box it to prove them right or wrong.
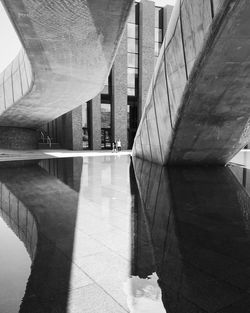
[62,105,83,150]
[89,95,101,150]
[163,5,173,36]
[112,28,128,149]
[138,0,155,121]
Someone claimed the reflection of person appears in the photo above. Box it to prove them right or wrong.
[112,141,117,153]
[117,139,121,152]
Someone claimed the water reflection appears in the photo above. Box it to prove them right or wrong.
[0,158,82,312]
[131,157,250,313]
[2,154,250,312]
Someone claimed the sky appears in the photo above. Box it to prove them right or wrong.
[0,2,21,72]
[0,0,175,73]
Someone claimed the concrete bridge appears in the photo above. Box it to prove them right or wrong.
[0,0,133,149]
[132,0,250,165]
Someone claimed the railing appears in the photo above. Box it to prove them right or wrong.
[39,130,52,148]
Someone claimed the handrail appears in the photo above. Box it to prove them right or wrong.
[39,129,52,148]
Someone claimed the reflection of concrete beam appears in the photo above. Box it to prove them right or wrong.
[132,157,250,312]
[0,159,83,311]
[133,0,250,165]
[0,0,133,128]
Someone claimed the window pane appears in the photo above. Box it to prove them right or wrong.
[102,85,109,94]
[82,103,88,128]
[128,68,138,88]
[155,7,163,28]
[127,87,136,96]
[128,53,138,68]
[128,38,139,53]
[101,103,111,128]
[127,23,138,39]
[155,28,163,43]
[128,3,139,24]
[104,76,109,86]
[128,4,135,23]
[154,42,162,56]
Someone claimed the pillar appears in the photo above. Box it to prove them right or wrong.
[89,95,101,150]
[112,27,128,149]
[62,105,83,150]
[138,0,155,121]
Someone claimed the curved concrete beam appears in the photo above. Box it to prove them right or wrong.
[0,0,133,128]
[133,0,250,165]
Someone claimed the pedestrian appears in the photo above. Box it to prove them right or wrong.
[112,141,117,153]
[117,139,121,152]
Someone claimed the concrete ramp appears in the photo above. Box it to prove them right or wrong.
[0,0,132,128]
[132,0,250,165]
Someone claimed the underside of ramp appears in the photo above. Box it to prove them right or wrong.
[132,0,250,165]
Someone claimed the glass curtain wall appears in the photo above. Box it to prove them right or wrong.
[82,102,89,149]
[154,7,163,63]
[127,3,139,97]
[127,3,139,149]
[101,73,112,149]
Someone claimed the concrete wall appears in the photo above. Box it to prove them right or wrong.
[0,126,37,150]
[138,0,155,121]
[112,27,128,149]
[62,105,83,150]
[89,95,102,150]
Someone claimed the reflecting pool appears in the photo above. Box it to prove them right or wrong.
[0,153,250,312]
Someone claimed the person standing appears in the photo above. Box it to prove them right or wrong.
[112,141,117,152]
[117,139,121,152]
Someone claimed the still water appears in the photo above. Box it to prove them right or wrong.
[0,153,249,312]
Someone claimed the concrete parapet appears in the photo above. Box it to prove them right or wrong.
[0,126,37,150]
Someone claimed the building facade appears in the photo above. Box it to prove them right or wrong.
[42,0,173,150]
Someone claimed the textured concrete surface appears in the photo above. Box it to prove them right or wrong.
[133,0,250,165]
[0,0,133,128]
[89,94,102,150]
[112,27,128,149]
[0,126,37,149]
[63,105,83,150]
[138,0,155,121]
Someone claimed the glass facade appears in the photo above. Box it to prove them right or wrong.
[79,1,169,151]
[82,102,89,149]
[154,7,163,60]
[127,3,139,97]
[101,72,112,149]
[45,1,171,152]
[127,2,139,148]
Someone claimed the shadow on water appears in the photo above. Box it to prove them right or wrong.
[130,157,250,313]
[0,157,82,312]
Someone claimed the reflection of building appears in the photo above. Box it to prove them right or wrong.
[43,0,173,151]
